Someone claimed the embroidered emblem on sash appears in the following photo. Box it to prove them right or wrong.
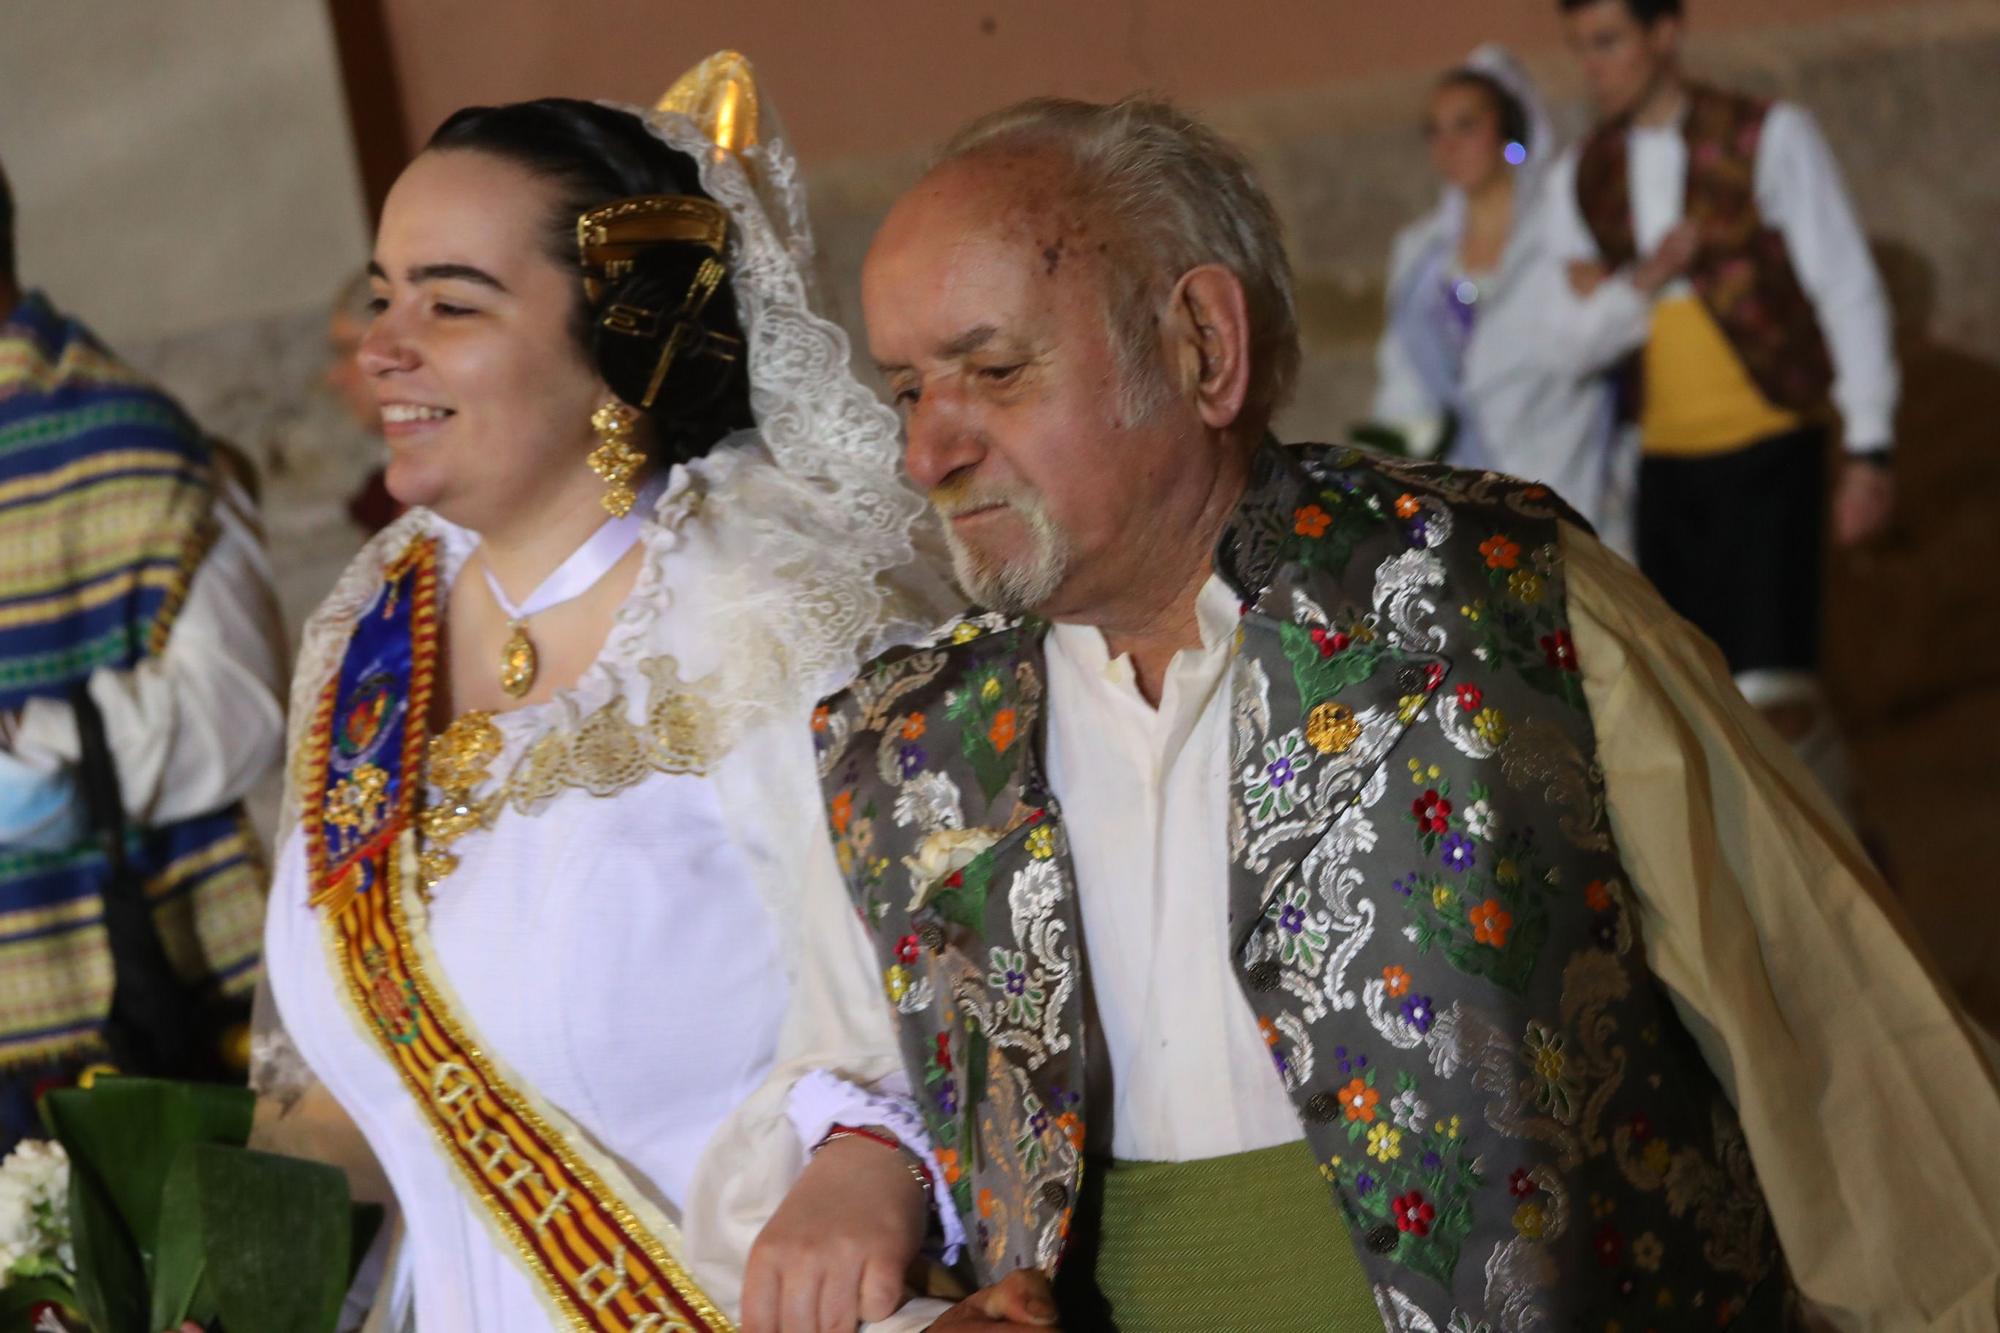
[304,536,733,1332]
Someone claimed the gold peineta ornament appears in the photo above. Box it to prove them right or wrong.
[656,50,759,152]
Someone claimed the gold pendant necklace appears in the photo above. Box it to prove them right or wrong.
[499,621,538,698]
[476,484,655,705]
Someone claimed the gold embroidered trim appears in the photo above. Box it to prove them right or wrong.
[306,538,731,1330]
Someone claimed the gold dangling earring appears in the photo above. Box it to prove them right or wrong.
[588,402,645,518]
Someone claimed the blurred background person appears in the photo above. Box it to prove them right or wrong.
[1543,0,1899,801]
[1371,46,1644,554]
[324,268,402,535]
[0,156,283,1148]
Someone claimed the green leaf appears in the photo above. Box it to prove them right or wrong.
[43,1078,255,1283]
[1279,622,1382,713]
[65,1147,147,1333]
[963,1027,988,1172]
[150,1145,209,1331]
[928,854,995,932]
[165,1144,355,1333]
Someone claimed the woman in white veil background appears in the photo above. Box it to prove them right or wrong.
[249,55,968,1333]
[1371,46,1648,557]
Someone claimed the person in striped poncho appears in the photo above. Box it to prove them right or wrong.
[0,157,285,1146]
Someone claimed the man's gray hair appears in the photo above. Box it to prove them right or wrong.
[936,95,1300,426]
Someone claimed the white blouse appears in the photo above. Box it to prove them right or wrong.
[264,458,951,1332]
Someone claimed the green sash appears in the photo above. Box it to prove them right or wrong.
[1059,1140,1379,1332]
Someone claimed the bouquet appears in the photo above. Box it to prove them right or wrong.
[0,1138,76,1328]
[0,1078,377,1333]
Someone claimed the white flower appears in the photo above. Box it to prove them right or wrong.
[1389,1088,1430,1131]
[892,770,964,832]
[0,1138,72,1280]
[1464,799,1499,840]
[904,826,1000,910]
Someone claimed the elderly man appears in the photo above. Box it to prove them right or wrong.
[814,99,2000,1330]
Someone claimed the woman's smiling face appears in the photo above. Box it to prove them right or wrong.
[359,148,610,534]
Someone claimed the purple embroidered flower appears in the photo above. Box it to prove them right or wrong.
[1392,875,1415,898]
[1421,1150,1443,1172]
[1440,832,1476,874]
[935,1083,959,1115]
[1030,1109,1050,1136]
[1005,967,1027,996]
[1279,903,1307,935]
[1355,1171,1377,1195]
[897,744,927,777]
[1267,755,1297,788]
[1405,515,1429,547]
[1401,994,1437,1034]
[1334,1045,1369,1076]
[1271,1047,1290,1077]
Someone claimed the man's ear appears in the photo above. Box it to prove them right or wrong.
[1164,264,1253,430]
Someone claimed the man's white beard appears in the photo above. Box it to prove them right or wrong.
[938,495,1074,613]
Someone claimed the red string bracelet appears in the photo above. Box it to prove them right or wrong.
[813,1123,937,1201]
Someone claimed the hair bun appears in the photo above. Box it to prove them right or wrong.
[591,241,751,449]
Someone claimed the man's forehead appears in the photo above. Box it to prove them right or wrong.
[866,151,1106,352]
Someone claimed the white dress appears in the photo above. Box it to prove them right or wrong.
[264,456,951,1331]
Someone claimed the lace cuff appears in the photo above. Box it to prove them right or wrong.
[787,1068,967,1264]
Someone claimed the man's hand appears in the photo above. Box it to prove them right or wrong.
[928,1269,1061,1329]
[1832,457,1896,548]
[1633,220,1701,295]
[741,1134,931,1333]
[1566,259,1610,298]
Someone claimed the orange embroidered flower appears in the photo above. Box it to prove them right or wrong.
[1469,898,1514,948]
[1258,1015,1280,1047]
[1338,1077,1379,1123]
[1479,534,1521,570]
[988,708,1018,753]
[978,1186,996,1217]
[1585,879,1613,912]
[810,704,830,733]
[899,713,928,741]
[1395,492,1421,519]
[1057,1111,1084,1148]
[1383,964,1411,998]
[832,788,864,832]
[1294,504,1332,538]
[937,1147,962,1185]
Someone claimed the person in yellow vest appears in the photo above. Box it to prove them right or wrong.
[1543,0,1897,799]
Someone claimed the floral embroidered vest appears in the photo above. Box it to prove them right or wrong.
[815,442,1789,1330]
[1577,83,1834,414]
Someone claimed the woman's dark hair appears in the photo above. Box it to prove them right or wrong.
[426,98,754,465]
[1438,70,1532,156]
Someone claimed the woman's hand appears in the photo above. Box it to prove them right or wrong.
[742,1133,931,1333]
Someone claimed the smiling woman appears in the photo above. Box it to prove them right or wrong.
[248,66,959,1333]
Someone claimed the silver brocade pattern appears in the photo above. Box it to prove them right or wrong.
[815,441,1790,1330]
